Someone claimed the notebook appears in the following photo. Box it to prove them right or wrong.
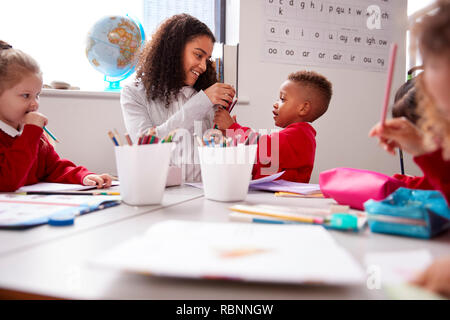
[0,193,121,228]
[92,220,364,285]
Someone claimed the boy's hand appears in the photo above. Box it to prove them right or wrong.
[214,108,236,130]
[83,173,113,189]
[368,117,428,157]
[23,112,48,128]
[205,83,235,108]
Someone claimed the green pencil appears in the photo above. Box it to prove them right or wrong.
[43,126,59,143]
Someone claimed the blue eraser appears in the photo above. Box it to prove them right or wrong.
[330,213,358,230]
[48,212,75,226]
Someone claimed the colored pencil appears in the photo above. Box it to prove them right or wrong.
[381,43,398,126]
[227,99,238,113]
[16,191,120,196]
[113,128,122,146]
[108,131,119,146]
[43,126,59,143]
[193,133,204,147]
[124,133,133,146]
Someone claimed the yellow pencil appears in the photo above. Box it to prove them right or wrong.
[230,205,322,224]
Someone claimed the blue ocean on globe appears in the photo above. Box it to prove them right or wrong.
[86,15,145,90]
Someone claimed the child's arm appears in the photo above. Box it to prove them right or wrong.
[410,256,450,298]
[83,173,113,189]
[253,124,316,182]
[0,125,43,191]
[214,107,236,130]
[414,149,450,204]
[41,136,95,185]
[369,118,428,156]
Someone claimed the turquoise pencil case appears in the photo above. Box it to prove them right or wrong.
[364,188,450,239]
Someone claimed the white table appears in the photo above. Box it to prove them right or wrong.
[0,186,448,299]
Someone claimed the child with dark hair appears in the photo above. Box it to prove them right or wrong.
[391,67,423,125]
[121,14,235,182]
[214,70,332,183]
[0,41,112,191]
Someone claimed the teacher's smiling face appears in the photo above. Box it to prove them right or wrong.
[182,35,214,86]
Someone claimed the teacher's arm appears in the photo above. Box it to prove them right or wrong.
[154,90,214,138]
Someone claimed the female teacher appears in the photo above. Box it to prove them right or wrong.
[120,14,235,182]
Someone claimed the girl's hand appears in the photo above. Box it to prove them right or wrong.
[83,174,113,189]
[205,83,236,108]
[23,111,48,128]
[214,108,236,130]
[368,117,428,157]
[410,256,450,298]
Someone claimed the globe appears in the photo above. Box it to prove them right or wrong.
[86,15,145,91]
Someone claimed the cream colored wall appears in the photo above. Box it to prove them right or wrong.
[39,90,125,176]
[40,0,423,182]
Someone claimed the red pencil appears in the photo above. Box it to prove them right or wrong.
[227,99,238,113]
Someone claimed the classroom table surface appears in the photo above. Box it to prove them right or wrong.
[0,185,448,300]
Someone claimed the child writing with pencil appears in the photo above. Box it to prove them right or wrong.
[369,0,450,204]
[370,0,450,297]
[121,14,235,182]
[214,70,332,183]
[0,41,113,192]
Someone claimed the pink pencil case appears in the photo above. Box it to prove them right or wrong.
[319,167,406,210]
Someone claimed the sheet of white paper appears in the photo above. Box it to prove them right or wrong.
[185,172,284,190]
[92,220,364,285]
[364,250,433,285]
[249,171,285,185]
[17,181,119,193]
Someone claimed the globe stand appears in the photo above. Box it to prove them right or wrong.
[104,76,123,92]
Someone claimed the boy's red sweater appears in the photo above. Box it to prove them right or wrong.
[0,124,93,192]
[228,122,316,183]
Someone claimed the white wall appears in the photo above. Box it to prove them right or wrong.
[39,91,125,176]
[232,0,421,183]
[39,0,422,183]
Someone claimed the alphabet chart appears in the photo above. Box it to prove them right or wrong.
[262,0,399,72]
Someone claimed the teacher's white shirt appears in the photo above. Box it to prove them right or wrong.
[120,81,215,182]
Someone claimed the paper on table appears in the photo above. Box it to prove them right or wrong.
[0,193,121,227]
[185,171,321,195]
[249,179,321,195]
[364,249,433,285]
[17,181,120,193]
[185,172,284,189]
[92,220,364,285]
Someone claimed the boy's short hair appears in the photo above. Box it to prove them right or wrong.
[288,70,332,121]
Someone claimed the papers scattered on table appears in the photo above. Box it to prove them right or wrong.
[0,193,121,228]
[92,220,364,286]
[186,171,321,195]
[17,181,119,193]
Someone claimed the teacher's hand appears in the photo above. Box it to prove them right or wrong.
[204,83,235,109]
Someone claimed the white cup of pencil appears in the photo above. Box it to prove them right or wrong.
[197,133,257,202]
[110,129,175,206]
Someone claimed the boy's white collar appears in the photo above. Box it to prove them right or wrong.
[0,120,21,137]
